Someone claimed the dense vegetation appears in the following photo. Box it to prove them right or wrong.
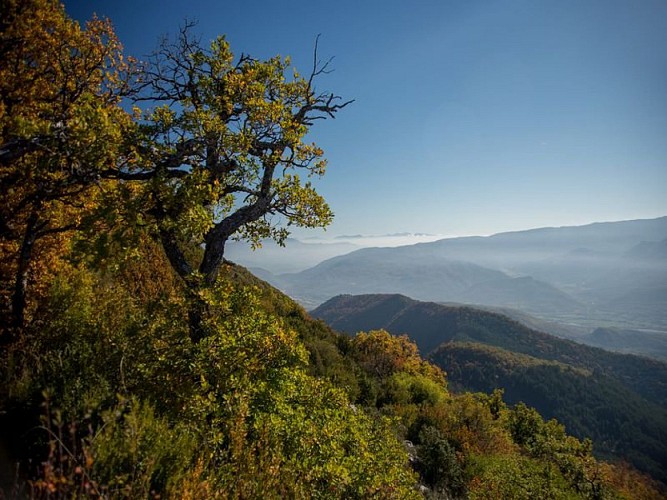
[0,2,663,498]
[313,294,667,406]
[313,293,667,485]
[432,342,667,485]
[1,254,663,497]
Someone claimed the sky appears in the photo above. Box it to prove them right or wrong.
[65,0,667,240]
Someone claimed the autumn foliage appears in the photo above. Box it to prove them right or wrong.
[0,0,134,332]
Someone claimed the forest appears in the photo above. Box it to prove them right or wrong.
[313,293,667,484]
[0,1,664,497]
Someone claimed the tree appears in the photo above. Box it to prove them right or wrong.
[109,25,349,293]
[418,425,465,496]
[0,0,134,335]
[351,329,446,384]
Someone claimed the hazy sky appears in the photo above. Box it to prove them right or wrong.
[66,0,667,238]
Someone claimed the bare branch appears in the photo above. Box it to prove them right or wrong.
[308,34,336,89]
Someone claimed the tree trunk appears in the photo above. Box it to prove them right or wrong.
[155,196,270,342]
[154,222,208,343]
[11,211,39,331]
[199,197,270,286]
[200,233,227,287]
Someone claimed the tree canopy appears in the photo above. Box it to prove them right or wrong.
[0,0,134,332]
[1,3,350,339]
[111,24,351,288]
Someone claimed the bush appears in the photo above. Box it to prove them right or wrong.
[418,425,465,497]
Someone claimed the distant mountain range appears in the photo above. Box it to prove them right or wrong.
[256,217,667,354]
[311,293,667,483]
[225,237,359,274]
[225,232,446,274]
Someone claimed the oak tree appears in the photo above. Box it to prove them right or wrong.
[116,26,350,286]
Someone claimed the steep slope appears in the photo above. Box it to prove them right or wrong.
[218,262,362,393]
[4,255,664,497]
[243,267,667,494]
[431,342,667,484]
[311,294,667,408]
[312,293,667,484]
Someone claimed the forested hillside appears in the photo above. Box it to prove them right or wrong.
[0,2,664,498]
[431,342,667,484]
[313,293,667,485]
[313,294,667,406]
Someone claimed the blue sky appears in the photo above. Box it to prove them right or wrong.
[66,0,667,238]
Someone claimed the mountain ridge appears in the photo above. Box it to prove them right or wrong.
[311,292,667,483]
[311,293,667,406]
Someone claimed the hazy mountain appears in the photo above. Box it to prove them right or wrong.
[224,237,358,274]
[624,238,667,261]
[580,327,667,361]
[457,276,582,314]
[269,248,508,308]
[271,247,584,312]
[264,216,667,331]
[432,218,667,316]
[427,217,667,268]
[225,232,445,274]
